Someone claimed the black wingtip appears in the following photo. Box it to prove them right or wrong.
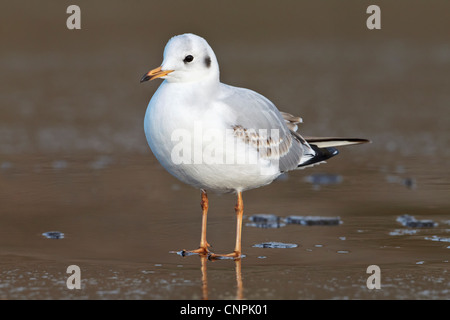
[298,145,339,168]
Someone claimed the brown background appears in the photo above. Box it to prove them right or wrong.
[0,1,449,299]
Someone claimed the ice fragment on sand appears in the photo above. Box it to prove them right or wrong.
[285,215,342,226]
[247,214,285,228]
[389,229,419,236]
[396,214,437,228]
[42,231,65,239]
[253,242,297,249]
[424,235,450,243]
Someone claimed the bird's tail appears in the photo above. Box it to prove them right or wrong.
[297,137,370,168]
[304,137,370,148]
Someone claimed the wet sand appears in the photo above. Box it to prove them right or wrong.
[1,153,448,300]
[1,1,449,300]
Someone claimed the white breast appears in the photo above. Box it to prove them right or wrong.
[144,81,280,192]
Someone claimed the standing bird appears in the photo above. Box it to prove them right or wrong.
[141,33,368,259]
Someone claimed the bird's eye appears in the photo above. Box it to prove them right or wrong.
[183,55,194,63]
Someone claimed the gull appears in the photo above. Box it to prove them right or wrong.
[140,33,368,259]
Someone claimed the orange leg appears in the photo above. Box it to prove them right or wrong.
[182,189,211,255]
[209,191,244,260]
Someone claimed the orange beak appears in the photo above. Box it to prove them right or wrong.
[140,66,173,83]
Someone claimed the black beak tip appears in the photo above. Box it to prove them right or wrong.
[140,74,151,83]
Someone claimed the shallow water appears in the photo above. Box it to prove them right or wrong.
[1,1,449,300]
[1,153,448,299]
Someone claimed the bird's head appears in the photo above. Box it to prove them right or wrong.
[140,33,219,84]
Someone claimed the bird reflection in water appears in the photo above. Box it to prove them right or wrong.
[198,254,243,300]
